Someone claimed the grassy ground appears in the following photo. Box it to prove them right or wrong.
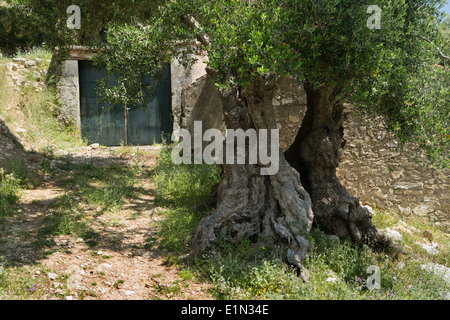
[0,49,143,299]
[152,146,450,300]
[0,47,82,152]
[0,47,82,226]
[0,47,449,300]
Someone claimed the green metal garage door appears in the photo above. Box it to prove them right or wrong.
[79,61,173,146]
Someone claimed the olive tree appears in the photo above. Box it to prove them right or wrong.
[18,0,449,272]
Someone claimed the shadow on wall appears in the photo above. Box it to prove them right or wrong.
[336,105,449,233]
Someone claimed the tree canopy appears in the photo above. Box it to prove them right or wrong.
[6,0,449,167]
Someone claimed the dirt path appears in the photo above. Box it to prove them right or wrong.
[0,145,213,300]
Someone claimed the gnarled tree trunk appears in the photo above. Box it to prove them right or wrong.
[285,85,388,248]
[189,78,389,272]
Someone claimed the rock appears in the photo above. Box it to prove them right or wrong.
[420,263,450,284]
[34,58,43,65]
[376,131,386,141]
[282,98,294,104]
[16,78,25,86]
[125,290,135,296]
[47,272,58,280]
[12,57,27,64]
[416,241,439,255]
[90,143,100,149]
[362,204,376,216]
[11,64,18,71]
[387,142,398,148]
[288,114,301,123]
[16,128,27,135]
[394,224,413,235]
[412,204,432,216]
[65,296,74,300]
[96,263,112,273]
[390,170,404,180]
[393,182,423,190]
[383,228,402,242]
[33,70,41,80]
[24,60,36,68]
[67,273,84,290]
[325,276,339,283]
[325,234,340,248]
[397,205,412,216]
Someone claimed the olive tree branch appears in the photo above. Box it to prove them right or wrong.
[405,33,450,68]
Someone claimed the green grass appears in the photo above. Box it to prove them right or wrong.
[41,194,95,239]
[0,261,60,300]
[0,168,20,218]
[2,154,35,188]
[152,146,221,209]
[39,156,143,239]
[0,47,82,152]
[151,146,450,300]
[186,230,449,300]
[151,146,221,253]
[0,63,9,113]
[13,47,52,67]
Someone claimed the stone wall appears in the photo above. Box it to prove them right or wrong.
[336,105,449,233]
[0,117,24,166]
[179,76,307,150]
[56,60,80,130]
[180,76,449,232]
[270,77,307,151]
[56,46,208,136]
[171,52,208,133]
[179,74,225,144]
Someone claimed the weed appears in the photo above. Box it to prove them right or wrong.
[1,49,82,152]
[152,145,220,254]
[3,155,34,188]
[41,194,94,239]
[0,168,20,217]
[151,150,450,300]
[152,146,221,209]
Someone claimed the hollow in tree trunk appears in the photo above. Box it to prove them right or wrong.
[285,85,388,248]
[189,78,389,273]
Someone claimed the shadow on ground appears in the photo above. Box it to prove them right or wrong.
[0,147,169,268]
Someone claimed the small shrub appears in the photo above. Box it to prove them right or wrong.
[0,168,20,217]
[42,195,94,238]
[152,145,221,254]
[152,146,221,208]
[3,155,33,188]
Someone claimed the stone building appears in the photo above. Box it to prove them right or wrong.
[56,45,208,146]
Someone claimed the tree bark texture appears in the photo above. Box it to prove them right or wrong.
[189,77,389,270]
